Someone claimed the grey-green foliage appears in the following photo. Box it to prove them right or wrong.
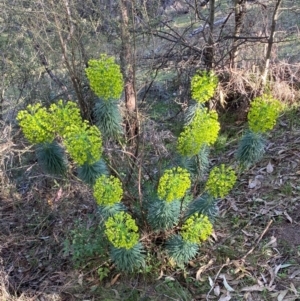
[180,144,210,177]
[147,200,181,231]
[185,193,218,220]
[110,243,145,273]
[94,98,123,139]
[77,158,108,185]
[98,202,127,219]
[184,102,204,125]
[36,142,67,175]
[236,130,266,169]
[165,234,199,266]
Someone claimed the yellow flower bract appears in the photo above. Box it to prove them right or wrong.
[157,167,191,202]
[205,164,237,198]
[49,100,82,136]
[86,54,124,100]
[63,122,102,166]
[177,108,220,157]
[181,214,213,244]
[191,71,218,104]
[16,104,55,144]
[105,212,139,249]
[248,94,281,133]
[93,175,123,206]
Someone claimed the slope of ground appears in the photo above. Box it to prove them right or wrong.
[1,106,300,301]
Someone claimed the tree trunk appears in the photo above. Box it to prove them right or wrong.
[119,0,138,140]
[204,0,215,70]
[261,0,283,90]
[230,0,246,68]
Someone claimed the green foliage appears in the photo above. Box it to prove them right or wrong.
[110,243,145,272]
[36,142,67,175]
[248,94,281,133]
[97,266,110,282]
[191,71,218,104]
[63,122,102,166]
[177,108,220,157]
[85,54,124,100]
[205,164,237,198]
[185,193,218,220]
[49,100,83,136]
[147,200,181,230]
[16,103,55,144]
[157,167,191,202]
[66,219,109,268]
[94,98,123,139]
[166,235,199,265]
[181,214,213,244]
[105,212,139,249]
[93,175,123,206]
[236,130,266,169]
[77,159,108,185]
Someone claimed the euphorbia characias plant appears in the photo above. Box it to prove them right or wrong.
[236,94,282,168]
[85,54,124,139]
[17,68,248,272]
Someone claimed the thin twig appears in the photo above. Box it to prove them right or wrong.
[241,219,273,260]
[206,259,230,301]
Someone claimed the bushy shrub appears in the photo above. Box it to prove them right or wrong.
[17,69,282,274]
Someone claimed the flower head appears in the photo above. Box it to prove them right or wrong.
[93,175,123,206]
[177,108,220,157]
[49,100,82,136]
[63,122,102,165]
[105,212,139,249]
[191,71,218,104]
[248,94,281,133]
[17,104,55,144]
[205,164,237,198]
[181,214,213,244]
[86,54,123,100]
[157,167,191,202]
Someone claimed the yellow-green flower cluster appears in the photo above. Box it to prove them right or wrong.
[93,175,123,206]
[181,214,213,244]
[177,108,220,157]
[105,212,139,249]
[157,167,191,202]
[248,94,281,133]
[191,71,218,104]
[63,122,102,165]
[16,104,55,144]
[205,164,237,198]
[85,54,124,100]
[49,100,82,136]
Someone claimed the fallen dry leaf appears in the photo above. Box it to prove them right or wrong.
[241,284,265,292]
[218,292,231,301]
[266,161,274,173]
[284,211,293,223]
[214,285,221,296]
[277,290,288,301]
[222,274,235,292]
[196,259,214,281]
[109,273,121,286]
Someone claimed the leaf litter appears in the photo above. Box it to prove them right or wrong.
[1,114,300,300]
